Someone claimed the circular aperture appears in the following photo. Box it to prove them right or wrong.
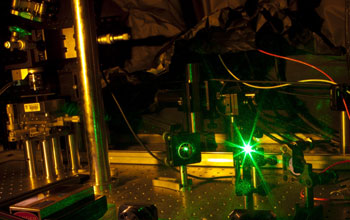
[177,142,194,159]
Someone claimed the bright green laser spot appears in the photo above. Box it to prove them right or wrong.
[243,144,253,154]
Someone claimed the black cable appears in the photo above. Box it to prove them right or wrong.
[101,72,233,180]
[296,113,335,140]
[0,82,15,96]
[261,111,313,134]
[259,115,304,142]
[101,73,163,164]
[257,121,286,144]
[277,90,330,99]
[210,78,335,87]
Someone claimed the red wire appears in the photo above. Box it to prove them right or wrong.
[257,49,350,120]
[320,160,350,173]
[257,49,335,82]
[299,190,329,201]
[343,98,350,121]
[299,160,350,202]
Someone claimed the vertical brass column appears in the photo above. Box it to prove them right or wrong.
[179,63,201,190]
[340,111,350,155]
[51,137,64,178]
[68,134,80,174]
[180,165,188,189]
[71,0,110,192]
[24,140,37,178]
[41,139,55,181]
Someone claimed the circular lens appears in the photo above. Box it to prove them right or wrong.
[177,142,194,159]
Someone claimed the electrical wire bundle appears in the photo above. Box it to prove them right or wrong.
[218,50,350,119]
[218,50,346,145]
[103,48,349,180]
[0,81,15,96]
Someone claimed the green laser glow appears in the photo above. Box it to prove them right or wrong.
[9,26,31,35]
[241,152,248,168]
[243,144,253,154]
[233,151,245,158]
[237,180,251,195]
[226,141,258,153]
[247,110,260,146]
[249,153,270,194]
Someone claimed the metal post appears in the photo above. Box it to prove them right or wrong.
[340,111,349,155]
[51,137,64,178]
[242,167,254,210]
[185,63,201,133]
[244,192,254,210]
[68,134,80,174]
[24,140,37,178]
[252,167,257,188]
[41,139,55,181]
[305,186,314,209]
[71,0,110,192]
[180,165,188,189]
[178,63,200,190]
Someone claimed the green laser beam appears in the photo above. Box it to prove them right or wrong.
[233,122,245,146]
[241,152,248,169]
[247,111,260,146]
[233,151,245,158]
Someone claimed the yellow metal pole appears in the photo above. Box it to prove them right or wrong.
[71,0,110,193]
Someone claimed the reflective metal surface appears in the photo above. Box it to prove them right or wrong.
[340,111,349,155]
[71,0,110,192]
[180,165,189,189]
[51,137,64,178]
[24,140,37,178]
[97,33,130,45]
[107,164,350,220]
[108,150,350,170]
[0,161,51,203]
[1,158,350,219]
[41,139,55,181]
[68,134,80,174]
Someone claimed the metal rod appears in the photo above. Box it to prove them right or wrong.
[252,167,257,189]
[71,0,110,191]
[305,186,314,209]
[180,165,188,188]
[185,63,201,133]
[242,167,254,210]
[51,137,64,177]
[68,134,80,175]
[24,140,37,178]
[230,116,234,141]
[41,139,55,181]
[341,111,349,155]
[244,192,254,210]
[190,113,196,133]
